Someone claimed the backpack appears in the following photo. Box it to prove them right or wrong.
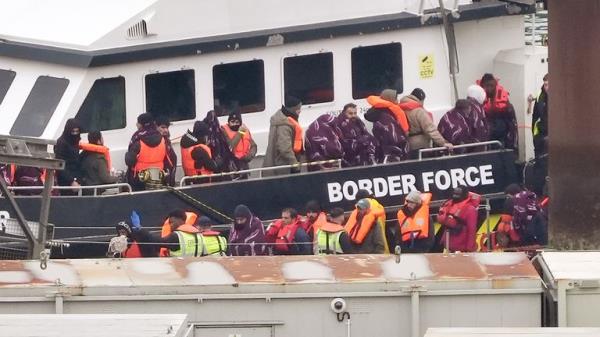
[512,190,539,236]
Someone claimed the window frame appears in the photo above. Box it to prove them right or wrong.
[351,42,403,100]
[0,69,16,106]
[282,51,335,106]
[212,59,266,116]
[144,68,197,123]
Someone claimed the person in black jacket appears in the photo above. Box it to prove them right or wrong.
[55,118,83,195]
[180,121,219,184]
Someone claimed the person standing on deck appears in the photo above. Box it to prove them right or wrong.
[304,114,344,171]
[263,96,304,176]
[333,103,378,167]
[221,111,257,173]
[180,121,219,183]
[364,89,409,162]
[55,118,83,195]
[478,73,518,150]
[155,116,177,186]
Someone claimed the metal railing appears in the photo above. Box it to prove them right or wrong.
[7,183,133,196]
[179,159,342,187]
[417,140,504,160]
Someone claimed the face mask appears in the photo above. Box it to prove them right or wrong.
[234,221,246,230]
[229,124,240,132]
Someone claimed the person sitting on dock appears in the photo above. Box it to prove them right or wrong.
[180,121,219,184]
[265,208,312,255]
[364,89,409,162]
[344,198,386,254]
[437,85,489,153]
[396,190,434,253]
[304,113,344,171]
[80,130,117,189]
[333,103,378,167]
[313,207,352,255]
[437,186,479,253]
[478,73,518,150]
[228,204,268,256]
[263,96,304,176]
[155,116,177,187]
[125,114,169,191]
[221,110,257,173]
[400,88,453,159]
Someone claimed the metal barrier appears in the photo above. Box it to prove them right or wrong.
[180,159,342,187]
[417,140,504,160]
[7,183,133,196]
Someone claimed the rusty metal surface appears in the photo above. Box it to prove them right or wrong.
[0,254,539,293]
[549,1,600,249]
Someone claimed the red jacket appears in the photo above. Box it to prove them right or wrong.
[438,200,478,252]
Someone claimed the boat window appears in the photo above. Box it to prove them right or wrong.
[351,43,403,99]
[10,76,69,137]
[145,69,196,122]
[0,69,16,106]
[284,52,334,105]
[75,77,126,133]
[213,60,265,116]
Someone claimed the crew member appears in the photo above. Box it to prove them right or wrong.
[265,208,312,255]
[108,212,157,258]
[438,186,479,252]
[263,96,304,176]
[344,198,386,254]
[152,209,206,257]
[221,111,257,172]
[196,216,227,256]
[396,190,433,253]
[478,73,517,150]
[180,121,219,182]
[158,211,198,257]
[364,89,409,162]
[314,207,352,254]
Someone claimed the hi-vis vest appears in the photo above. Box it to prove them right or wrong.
[181,143,213,176]
[366,95,410,133]
[286,117,304,154]
[160,212,198,257]
[397,193,432,242]
[134,138,166,173]
[222,124,252,159]
[344,207,384,245]
[79,142,112,170]
[171,229,227,257]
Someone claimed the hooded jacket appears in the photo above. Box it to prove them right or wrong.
[228,205,268,256]
[400,95,448,151]
[263,107,302,175]
[180,131,218,173]
[365,105,409,162]
[124,126,164,168]
[55,119,82,186]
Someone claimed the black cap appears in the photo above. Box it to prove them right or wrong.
[410,88,426,102]
[284,95,302,109]
[137,113,154,126]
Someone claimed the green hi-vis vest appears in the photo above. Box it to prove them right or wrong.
[171,231,227,257]
[316,229,344,254]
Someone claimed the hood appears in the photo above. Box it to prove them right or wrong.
[180,131,199,149]
[270,109,293,127]
[60,118,81,145]
[399,95,422,111]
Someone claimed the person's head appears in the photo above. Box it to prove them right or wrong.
[356,189,373,200]
[355,198,371,215]
[329,207,345,225]
[504,183,523,197]
[233,204,252,230]
[451,185,469,203]
[115,221,132,237]
[467,84,487,105]
[87,130,103,146]
[167,209,187,229]
[480,73,497,99]
[284,95,302,115]
[281,208,298,225]
[380,89,398,104]
[227,111,243,131]
[196,216,213,231]
[63,118,81,144]
[305,200,321,223]
[342,103,358,120]
[410,88,426,102]
[136,113,154,130]
[155,116,171,137]
[192,121,210,144]
[404,190,423,212]
[542,73,549,93]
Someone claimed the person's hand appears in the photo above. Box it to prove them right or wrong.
[444,143,454,150]
[130,211,141,230]
[71,180,81,193]
[239,125,248,133]
[527,94,535,106]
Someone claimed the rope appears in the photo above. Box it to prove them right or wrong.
[165,186,233,223]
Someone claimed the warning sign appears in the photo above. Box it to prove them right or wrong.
[419,54,435,79]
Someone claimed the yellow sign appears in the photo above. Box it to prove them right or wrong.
[419,54,435,79]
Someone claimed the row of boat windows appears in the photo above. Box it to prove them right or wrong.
[0,42,403,136]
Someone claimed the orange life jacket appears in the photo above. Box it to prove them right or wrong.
[266,218,300,253]
[159,212,199,257]
[222,124,253,159]
[397,193,432,242]
[286,117,304,154]
[134,138,166,173]
[399,99,434,121]
[438,192,481,228]
[366,95,410,133]
[476,80,510,113]
[181,143,213,177]
[79,142,112,170]
[307,212,329,237]
[124,242,142,258]
[497,214,521,242]
[344,208,383,245]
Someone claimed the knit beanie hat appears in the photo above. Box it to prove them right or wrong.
[405,190,422,205]
[380,89,398,103]
[410,88,426,102]
[284,95,302,110]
